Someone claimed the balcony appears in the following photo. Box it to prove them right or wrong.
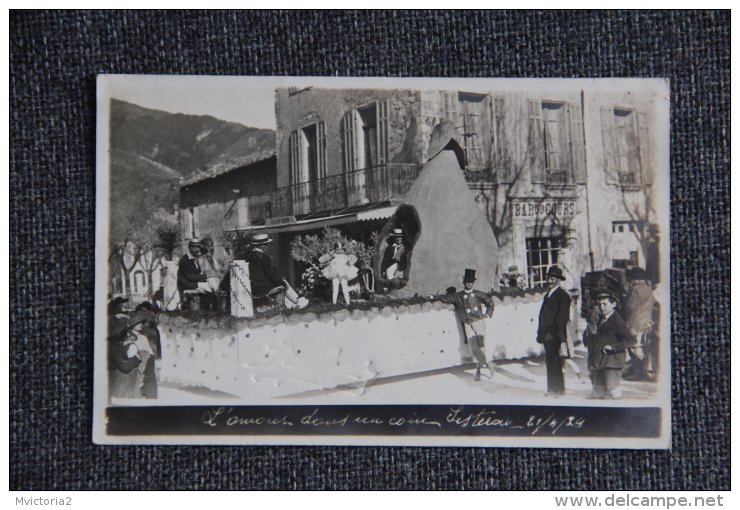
[618,172,638,185]
[545,169,569,185]
[247,163,422,222]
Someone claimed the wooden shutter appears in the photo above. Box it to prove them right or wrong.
[341,111,355,172]
[192,207,200,238]
[376,100,389,165]
[317,121,327,179]
[570,99,587,184]
[529,99,545,184]
[493,95,512,184]
[289,130,301,184]
[444,91,458,125]
[181,208,190,239]
[600,107,619,185]
[637,110,652,185]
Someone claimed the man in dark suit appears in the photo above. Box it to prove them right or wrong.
[242,233,286,298]
[178,238,217,310]
[536,266,571,397]
[584,289,637,399]
[177,239,208,292]
[381,229,408,279]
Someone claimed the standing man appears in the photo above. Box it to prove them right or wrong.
[381,229,408,279]
[622,267,656,381]
[584,289,637,399]
[536,266,571,397]
[433,269,495,381]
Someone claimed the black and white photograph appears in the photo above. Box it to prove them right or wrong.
[94,75,670,447]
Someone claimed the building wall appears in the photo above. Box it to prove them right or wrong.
[583,91,658,272]
[275,87,424,188]
[179,157,277,262]
[202,87,663,295]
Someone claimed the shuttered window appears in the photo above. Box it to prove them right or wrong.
[601,107,650,186]
[446,92,489,171]
[341,101,389,172]
[530,100,579,185]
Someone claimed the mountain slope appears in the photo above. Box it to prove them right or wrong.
[107,99,276,243]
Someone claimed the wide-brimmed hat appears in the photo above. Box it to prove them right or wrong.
[250,233,272,245]
[107,315,129,338]
[593,288,619,303]
[626,267,649,281]
[545,266,566,280]
[463,268,477,283]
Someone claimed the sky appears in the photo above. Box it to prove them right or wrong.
[106,75,277,130]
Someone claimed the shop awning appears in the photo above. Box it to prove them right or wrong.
[227,202,397,235]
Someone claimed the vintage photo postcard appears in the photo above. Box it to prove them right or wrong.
[94,75,670,447]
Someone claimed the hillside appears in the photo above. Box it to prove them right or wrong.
[107,99,276,244]
[109,98,275,179]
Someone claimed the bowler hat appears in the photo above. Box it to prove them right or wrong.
[463,268,477,283]
[250,233,272,245]
[545,266,566,280]
[506,265,520,274]
[626,267,649,281]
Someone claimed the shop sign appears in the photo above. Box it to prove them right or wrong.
[513,201,576,219]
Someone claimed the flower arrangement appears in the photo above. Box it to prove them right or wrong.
[291,227,375,300]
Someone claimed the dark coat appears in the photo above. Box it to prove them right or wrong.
[108,340,142,399]
[537,286,572,344]
[381,243,407,273]
[243,249,284,297]
[584,312,637,370]
[177,254,207,292]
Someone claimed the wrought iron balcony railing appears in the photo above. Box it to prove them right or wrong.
[618,171,638,186]
[246,163,422,222]
[545,169,569,185]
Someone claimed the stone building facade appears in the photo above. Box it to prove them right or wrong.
[183,84,664,294]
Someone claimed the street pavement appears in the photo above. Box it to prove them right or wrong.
[157,347,659,405]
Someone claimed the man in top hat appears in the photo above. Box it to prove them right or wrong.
[583,288,637,399]
[433,269,495,381]
[381,229,408,280]
[622,267,657,382]
[536,266,572,397]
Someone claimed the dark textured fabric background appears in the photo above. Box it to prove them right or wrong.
[10,10,730,490]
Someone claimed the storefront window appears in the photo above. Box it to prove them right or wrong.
[526,237,564,288]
